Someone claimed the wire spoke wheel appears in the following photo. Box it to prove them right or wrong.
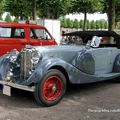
[34,69,66,107]
[42,76,63,101]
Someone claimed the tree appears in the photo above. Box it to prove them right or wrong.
[61,18,67,28]
[86,20,90,29]
[32,0,36,20]
[5,14,12,22]
[66,18,73,28]
[71,0,104,30]
[104,21,108,29]
[95,20,100,29]
[108,0,115,31]
[0,15,3,20]
[0,0,5,18]
[102,0,115,43]
[115,0,120,25]
[90,20,96,29]
[73,19,79,28]
[5,0,32,20]
[117,22,120,29]
[37,0,72,19]
[79,20,84,29]
[103,0,115,31]
[14,17,19,22]
[99,20,105,29]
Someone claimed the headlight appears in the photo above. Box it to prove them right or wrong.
[31,50,42,65]
[9,49,19,63]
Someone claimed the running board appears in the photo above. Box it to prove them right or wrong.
[96,72,120,80]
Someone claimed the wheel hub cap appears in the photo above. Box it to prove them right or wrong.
[52,85,57,93]
[42,76,63,101]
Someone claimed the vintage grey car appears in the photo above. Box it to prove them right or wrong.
[0,31,120,107]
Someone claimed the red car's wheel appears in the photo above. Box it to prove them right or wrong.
[34,69,66,107]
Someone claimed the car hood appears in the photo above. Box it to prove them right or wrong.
[35,45,85,52]
[34,45,86,62]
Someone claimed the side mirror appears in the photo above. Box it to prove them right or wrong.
[91,36,101,48]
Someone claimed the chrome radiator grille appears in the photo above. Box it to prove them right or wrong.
[17,46,41,81]
[20,49,34,80]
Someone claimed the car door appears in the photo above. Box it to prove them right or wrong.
[0,27,27,55]
[91,48,119,74]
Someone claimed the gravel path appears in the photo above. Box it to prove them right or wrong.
[0,81,120,120]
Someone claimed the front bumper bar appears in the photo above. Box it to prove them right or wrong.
[0,80,34,92]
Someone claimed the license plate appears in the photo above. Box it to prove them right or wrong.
[3,85,11,96]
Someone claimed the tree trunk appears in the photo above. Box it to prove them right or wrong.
[20,16,24,20]
[83,12,87,31]
[32,0,36,20]
[107,0,115,44]
[108,0,115,31]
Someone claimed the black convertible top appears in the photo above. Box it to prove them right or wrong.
[63,30,120,38]
[63,30,118,36]
[63,31,120,48]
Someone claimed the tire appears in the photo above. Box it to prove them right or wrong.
[34,69,66,107]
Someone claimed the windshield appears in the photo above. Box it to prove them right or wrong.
[61,32,117,47]
[60,35,84,45]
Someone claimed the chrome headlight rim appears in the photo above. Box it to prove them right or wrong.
[31,50,42,65]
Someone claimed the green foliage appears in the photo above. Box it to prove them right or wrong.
[0,15,3,20]
[66,18,73,28]
[73,19,79,28]
[102,0,116,31]
[37,0,72,19]
[95,20,100,29]
[14,17,19,22]
[116,22,120,29]
[79,20,84,29]
[99,20,105,29]
[61,18,67,28]
[5,14,12,22]
[115,0,120,22]
[90,20,96,29]
[2,0,119,31]
[86,20,90,29]
[102,0,119,22]
[5,0,32,20]
[60,18,108,29]
[71,0,104,13]
[0,0,5,16]
[71,0,104,30]
[4,0,72,20]
[104,21,108,29]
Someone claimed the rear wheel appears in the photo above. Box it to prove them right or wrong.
[34,69,66,107]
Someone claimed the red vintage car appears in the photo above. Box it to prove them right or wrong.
[0,21,57,55]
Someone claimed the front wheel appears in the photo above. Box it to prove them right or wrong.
[34,69,66,107]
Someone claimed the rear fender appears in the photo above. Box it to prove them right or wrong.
[113,54,120,72]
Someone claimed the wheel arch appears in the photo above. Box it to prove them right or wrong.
[49,65,70,84]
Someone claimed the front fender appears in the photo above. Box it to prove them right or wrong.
[23,58,69,85]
